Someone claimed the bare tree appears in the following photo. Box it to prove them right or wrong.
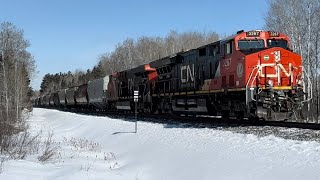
[0,22,35,134]
[41,30,219,95]
[265,0,320,120]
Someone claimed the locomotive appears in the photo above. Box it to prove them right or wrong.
[34,30,311,121]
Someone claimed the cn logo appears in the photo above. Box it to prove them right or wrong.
[223,58,231,67]
[237,63,243,78]
[181,64,194,83]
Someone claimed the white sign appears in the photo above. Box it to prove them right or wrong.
[134,90,138,102]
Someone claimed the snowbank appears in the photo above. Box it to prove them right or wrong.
[1,108,320,180]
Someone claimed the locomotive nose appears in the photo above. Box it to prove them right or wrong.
[256,47,295,88]
[245,46,307,121]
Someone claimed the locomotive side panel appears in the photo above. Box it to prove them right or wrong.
[175,50,197,92]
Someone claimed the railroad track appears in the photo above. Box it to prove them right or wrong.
[41,107,320,131]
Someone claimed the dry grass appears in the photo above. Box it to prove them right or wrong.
[63,137,101,152]
[38,132,60,162]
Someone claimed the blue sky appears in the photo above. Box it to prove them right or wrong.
[0,0,268,90]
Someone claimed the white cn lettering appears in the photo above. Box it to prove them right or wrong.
[181,64,194,83]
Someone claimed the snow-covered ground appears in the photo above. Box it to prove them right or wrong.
[1,108,320,180]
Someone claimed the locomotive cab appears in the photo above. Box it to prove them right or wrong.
[237,31,309,120]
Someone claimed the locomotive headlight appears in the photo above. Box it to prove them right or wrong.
[267,79,273,87]
[297,79,303,86]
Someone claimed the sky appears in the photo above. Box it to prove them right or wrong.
[0,0,268,90]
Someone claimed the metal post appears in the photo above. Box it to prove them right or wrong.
[135,101,137,133]
[134,90,138,133]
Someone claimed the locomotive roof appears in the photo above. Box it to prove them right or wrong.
[149,52,185,68]
[220,34,237,43]
[129,64,146,74]
[149,56,174,68]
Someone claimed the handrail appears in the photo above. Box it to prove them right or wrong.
[246,66,260,88]
[300,66,312,103]
[246,66,260,104]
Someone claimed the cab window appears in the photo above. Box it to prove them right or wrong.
[224,41,233,55]
[199,47,206,56]
[267,39,288,49]
[238,39,265,50]
[209,44,220,56]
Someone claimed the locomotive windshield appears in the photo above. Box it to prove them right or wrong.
[238,39,265,50]
[267,39,288,49]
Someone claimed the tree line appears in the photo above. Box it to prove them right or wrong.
[39,31,219,93]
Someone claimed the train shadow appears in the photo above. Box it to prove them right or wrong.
[48,108,262,130]
[112,131,136,135]
[118,116,259,130]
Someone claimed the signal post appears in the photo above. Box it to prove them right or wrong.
[134,90,138,133]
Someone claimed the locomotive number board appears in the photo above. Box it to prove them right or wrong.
[269,31,280,37]
[246,31,260,37]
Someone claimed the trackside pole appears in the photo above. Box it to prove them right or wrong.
[135,101,137,133]
[134,90,138,133]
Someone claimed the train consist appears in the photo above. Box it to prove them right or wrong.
[34,30,311,121]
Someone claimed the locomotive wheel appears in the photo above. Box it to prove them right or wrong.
[145,104,151,114]
[206,99,217,116]
[151,103,158,114]
[222,110,230,120]
[236,111,244,120]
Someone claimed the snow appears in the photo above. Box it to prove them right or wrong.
[1,108,320,179]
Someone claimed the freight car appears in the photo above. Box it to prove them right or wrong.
[58,89,67,108]
[35,30,311,121]
[87,76,109,110]
[74,84,89,108]
[66,87,78,108]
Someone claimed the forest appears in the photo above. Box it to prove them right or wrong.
[39,30,219,93]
